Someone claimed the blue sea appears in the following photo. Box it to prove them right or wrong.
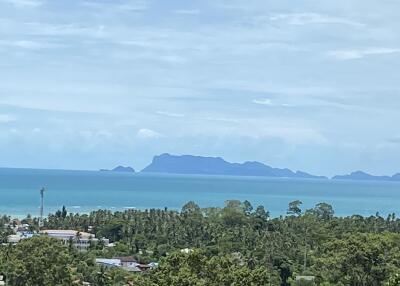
[0,168,399,218]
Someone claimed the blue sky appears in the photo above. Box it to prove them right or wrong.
[1,0,400,176]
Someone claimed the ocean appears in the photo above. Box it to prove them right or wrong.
[0,168,399,218]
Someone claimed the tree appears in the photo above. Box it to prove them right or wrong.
[243,200,253,215]
[386,273,400,286]
[287,200,303,216]
[0,236,73,285]
[312,203,334,220]
[181,201,201,215]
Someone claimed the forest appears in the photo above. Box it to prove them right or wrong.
[1,200,400,285]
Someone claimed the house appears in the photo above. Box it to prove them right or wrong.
[4,221,31,234]
[296,276,315,281]
[181,248,193,254]
[7,234,22,244]
[296,276,315,285]
[114,256,137,267]
[40,229,109,250]
[7,232,34,244]
[95,259,121,268]
[95,257,158,273]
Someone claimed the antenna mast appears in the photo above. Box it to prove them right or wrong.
[39,187,46,228]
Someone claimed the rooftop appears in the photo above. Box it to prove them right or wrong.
[41,230,94,238]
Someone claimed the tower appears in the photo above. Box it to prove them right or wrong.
[39,187,46,228]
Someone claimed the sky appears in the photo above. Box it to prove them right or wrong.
[1,0,400,176]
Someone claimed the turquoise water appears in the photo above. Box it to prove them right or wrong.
[0,168,399,217]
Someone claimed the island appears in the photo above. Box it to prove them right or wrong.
[333,171,400,182]
[100,166,135,173]
[141,153,327,179]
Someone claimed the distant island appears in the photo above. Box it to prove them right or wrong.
[141,153,327,179]
[100,166,135,173]
[99,154,400,182]
[333,171,400,182]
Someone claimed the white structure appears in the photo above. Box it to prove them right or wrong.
[41,230,109,250]
[95,259,121,268]
[7,234,22,244]
[181,248,193,254]
[296,276,315,282]
[95,257,158,272]
[115,256,137,267]
[7,232,34,244]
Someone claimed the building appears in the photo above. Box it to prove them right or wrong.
[4,221,31,234]
[295,276,315,285]
[7,232,34,244]
[296,276,315,281]
[40,229,109,251]
[181,248,193,254]
[7,234,22,244]
[114,256,137,267]
[95,257,158,273]
[95,259,121,268]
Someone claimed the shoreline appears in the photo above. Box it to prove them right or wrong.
[1,205,396,220]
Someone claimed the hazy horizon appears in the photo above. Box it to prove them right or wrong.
[1,0,400,177]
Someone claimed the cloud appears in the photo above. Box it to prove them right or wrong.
[9,128,20,135]
[24,22,106,38]
[156,111,185,118]
[13,40,43,49]
[387,136,400,144]
[269,13,363,27]
[0,40,60,50]
[253,98,272,105]
[0,114,17,123]
[137,128,163,139]
[81,0,149,12]
[253,99,291,107]
[328,48,400,60]
[173,9,200,15]
[1,0,43,8]
[203,116,239,123]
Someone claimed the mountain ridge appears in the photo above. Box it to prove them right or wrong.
[332,170,400,181]
[100,166,135,173]
[141,153,327,179]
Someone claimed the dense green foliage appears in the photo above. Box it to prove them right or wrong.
[1,200,400,285]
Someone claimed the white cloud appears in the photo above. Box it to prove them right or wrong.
[173,9,200,15]
[0,40,60,50]
[13,40,43,49]
[81,0,149,12]
[253,98,272,105]
[1,0,43,8]
[328,48,400,60]
[137,128,163,139]
[9,128,20,135]
[203,116,239,123]
[253,99,291,107]
[269,13,363,27]
[0,114,17,123]
[156,111,185,118]
[24,22,106,38]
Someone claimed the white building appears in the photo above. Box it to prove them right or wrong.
[7,234,22,244]
[95,257,158,272]
[95,259,121,268]
[41,229,109,250]
[7,232,34,244]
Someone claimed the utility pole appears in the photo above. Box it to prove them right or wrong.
[39,187,46,229]
[303,227,308,273]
